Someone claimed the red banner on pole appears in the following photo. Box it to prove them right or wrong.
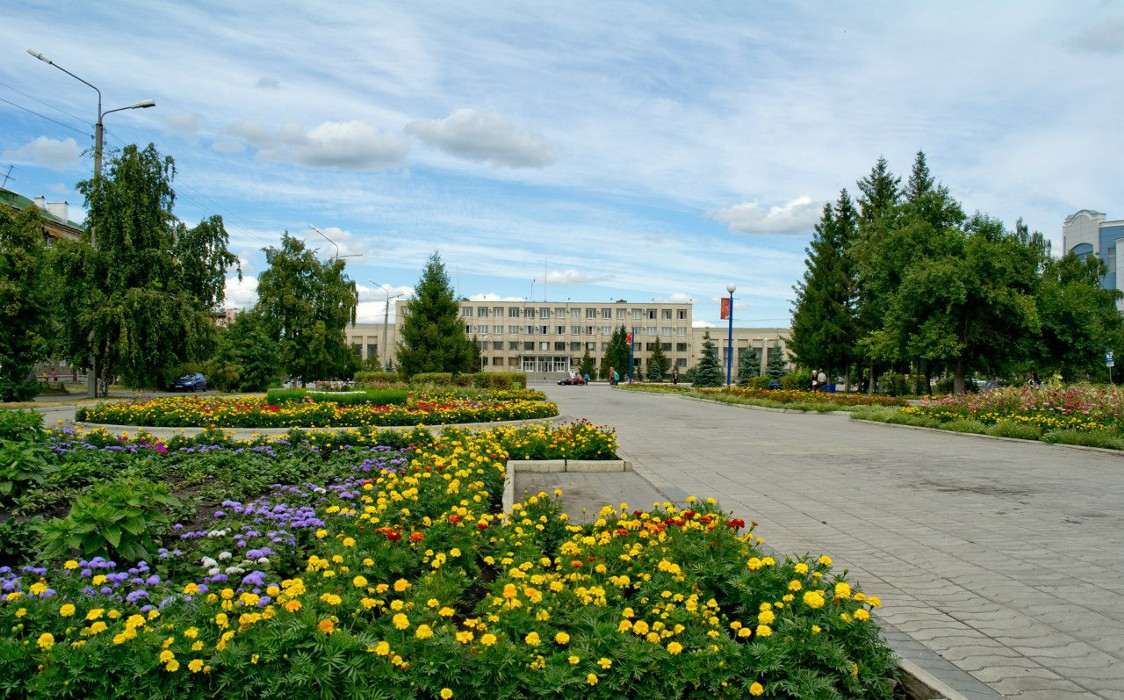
[720,298,731,320]
[626,331,633,344]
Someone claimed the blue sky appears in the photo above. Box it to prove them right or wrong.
[2,2,1122,326]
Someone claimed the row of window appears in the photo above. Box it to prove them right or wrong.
[471,341,691,352]
[461,306,689,321]
[464,325,688,337]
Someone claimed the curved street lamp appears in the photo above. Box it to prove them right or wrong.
[28,48,155,398]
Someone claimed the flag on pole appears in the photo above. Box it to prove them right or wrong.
[720,298,731,320]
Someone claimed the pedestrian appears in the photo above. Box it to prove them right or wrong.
[609,366,618,386]
[51,368,58,383]
[672,368,679,385]
[583,372,590,384]
[816,369,827,392]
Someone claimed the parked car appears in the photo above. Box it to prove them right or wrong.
[172,372,207,392]
[557,376,586,385]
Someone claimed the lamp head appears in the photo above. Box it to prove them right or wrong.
[726,283,737,294]
[27,48,52,64]
[131,99,156,109]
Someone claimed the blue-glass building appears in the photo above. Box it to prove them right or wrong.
[1062,210,1124,312]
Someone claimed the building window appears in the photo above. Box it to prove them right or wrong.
[556,326,566,335]
[586,342,596,351]
[677,309,687,320]
[540,308,550,319]
[677,327,686,336]
[616,309,626,319]
[586,308,597,318]
[601,326,612,335]
[465,325,472,335]
[645,342,655,351]
[524,308,536,318]
[462,307,473,317]
[661,343,671,351]
[1110,247,1117,276]
[661,327,672,336]
[554,342,566,351]
[676,358,688,367]
[571,308,581,319]
[631,309,641,320]
[540,342,550,351]
[493,306,503,317]
[523,342,534,351]
[648,309,657,319]
[492,341,503,351]
[555,308,566,318]
[351,343,362,356]
[676,343,688,352]
[646,326,656,336]
[662,309,672,320]
[509,341,520,350]
[510,308,521,318]
[493,325,504,335]
[569,342,582,351]
[367,343,378,359]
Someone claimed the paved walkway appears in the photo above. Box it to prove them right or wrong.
[541,384,1124,700]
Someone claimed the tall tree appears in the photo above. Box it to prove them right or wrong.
[736,348,760,386]
[790,189,859,379]
[850,156,903,391]
[205,311,280,392]
[58,144,238,394]
[647,341,670,381]
[0,205,58,400]
[1036,251,1124,381]
[766,347,789,381]
[397,252,474,377]
[601,326,631,380]
[692,331,725,387]
[579,348,595,378]
[256,233,359,383]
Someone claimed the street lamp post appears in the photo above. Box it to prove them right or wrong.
[725,283,736,387]
[28,48,155,398]
[370,282,403,370]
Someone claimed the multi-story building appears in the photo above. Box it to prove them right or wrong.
[0,187,84,241]
[346,299,791,377]
[1062,210,1124,312]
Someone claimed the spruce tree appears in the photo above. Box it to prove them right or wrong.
[736,348,760,386]
[692,331,725,387]
[602,326,630,380]
[397,252,474,377]
[647,342,670,381]
[790,189,859,380]
[579,348,595,378]
[766,347,788,381]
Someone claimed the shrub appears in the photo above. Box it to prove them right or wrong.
[986,420,1043,441]
[0,515,40,567]
[781,368,813,390]
[354,371,405,387]
[0,408,45,442]
[749,375,771,389]
[0,440,55,504]
[939,419,990,435]
[410,372,454,387]
[1041,429,1124,450]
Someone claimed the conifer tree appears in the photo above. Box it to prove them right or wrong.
[736,348,760,386]
[579,348,595,378]
[790,189,859,380]
[647,341,670,381]
[602,326,631,380]
[692,331,725,387]
[397,252,474,377]
[766,347,788,381]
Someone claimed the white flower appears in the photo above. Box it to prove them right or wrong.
[257,557,271,565]
[200,556,217,568]
[224,566,245,576]
[217,551,232,561]
[208,567,221,576]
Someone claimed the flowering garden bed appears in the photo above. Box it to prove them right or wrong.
[74,389,558,429]
[0,412,897,698]
[624,385,905,411]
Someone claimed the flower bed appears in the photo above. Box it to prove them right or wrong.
[75,389,558,428]
[0,421,896,698]
[626,385,905,410]
[905,385,1122,434]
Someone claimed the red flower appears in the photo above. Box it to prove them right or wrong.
[449,515,461,524]
[726,518,746,529]
[409,531,424,542]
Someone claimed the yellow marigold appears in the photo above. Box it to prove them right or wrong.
[440,690,453,700]
[188,659,204,673]
[758,609,775,625]
[353,575,368,588]
[159,650,175,663]
[284,599,302,613]
[165,659,180,672]
[64,560,79,570]
[597,657,612,669]
[415,624,434,639]
[554,632,570,645]
[835,582,852,600]
[802,591,825,609]
[586,673,599,686]
[568,655,580,665]
[480,633,497,647]
[371,641,391,656]
[59,603,76,617]
[750,681,765,696]
[756,624,772,637]
[85,608,104,621]
[818,555,832,566]
[455,630,474,644]
[794,562,809,575]
[37,632,55,650]
[854,609,871,622]
[392,613,409,630]
[524,632,541,646]
[318,619,335,635]
[667,641,683,655]
[867,595,882,608]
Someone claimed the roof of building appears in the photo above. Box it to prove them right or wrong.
[0,186,85,239]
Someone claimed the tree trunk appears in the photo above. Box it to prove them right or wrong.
[953,357,966,395]
[868,362,876,394]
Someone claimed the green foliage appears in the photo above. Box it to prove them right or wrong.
[790,190,860,379]
[410,372,454,387]
[781,368,813,390]
[397,252,474,377]
[1041,428,1124,450]
[0,205,58,401]
[1036,252,1124,381]
[939,419,990,435]
[692,331,725,387]
[0,408,45,442]
[601,326,631,381]
[57,145,238,395]
[579,348,596,379]
[265,388,409,406]
[0,516,40,567]
[646,341,670,381]
[256,233,359,384]
[736,348,760,386]
[354,371,404,387]
[39,478,182,562]
[0,440,55,504]
[986,420,1043,440]
[765,347,789,381]
[206,311,281,392]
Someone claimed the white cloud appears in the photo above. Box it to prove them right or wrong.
[709,196,821,235]
[406,108,558,168]
[467,293,526,302]
[223,275,258,310]
[692,320,716,328]
[230,119,409,169]
[357,283,413,303]
[304,225,370,260]
[2,137,82,170]
[166,112,205,134]
[256,76,281,90]
[543,269,605,285]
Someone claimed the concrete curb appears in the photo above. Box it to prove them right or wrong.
[502,459,631,513]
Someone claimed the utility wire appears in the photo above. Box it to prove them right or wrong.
[0,96,89,136]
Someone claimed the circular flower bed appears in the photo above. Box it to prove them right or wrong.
[75,390,559,428]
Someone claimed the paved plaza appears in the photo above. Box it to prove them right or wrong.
[539,383,1124,700]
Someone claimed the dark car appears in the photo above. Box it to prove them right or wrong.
[557,376,586,385]
[172,372,207,392]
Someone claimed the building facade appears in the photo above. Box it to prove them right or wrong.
[1062,210,1124,312]
[345,299,791,377]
